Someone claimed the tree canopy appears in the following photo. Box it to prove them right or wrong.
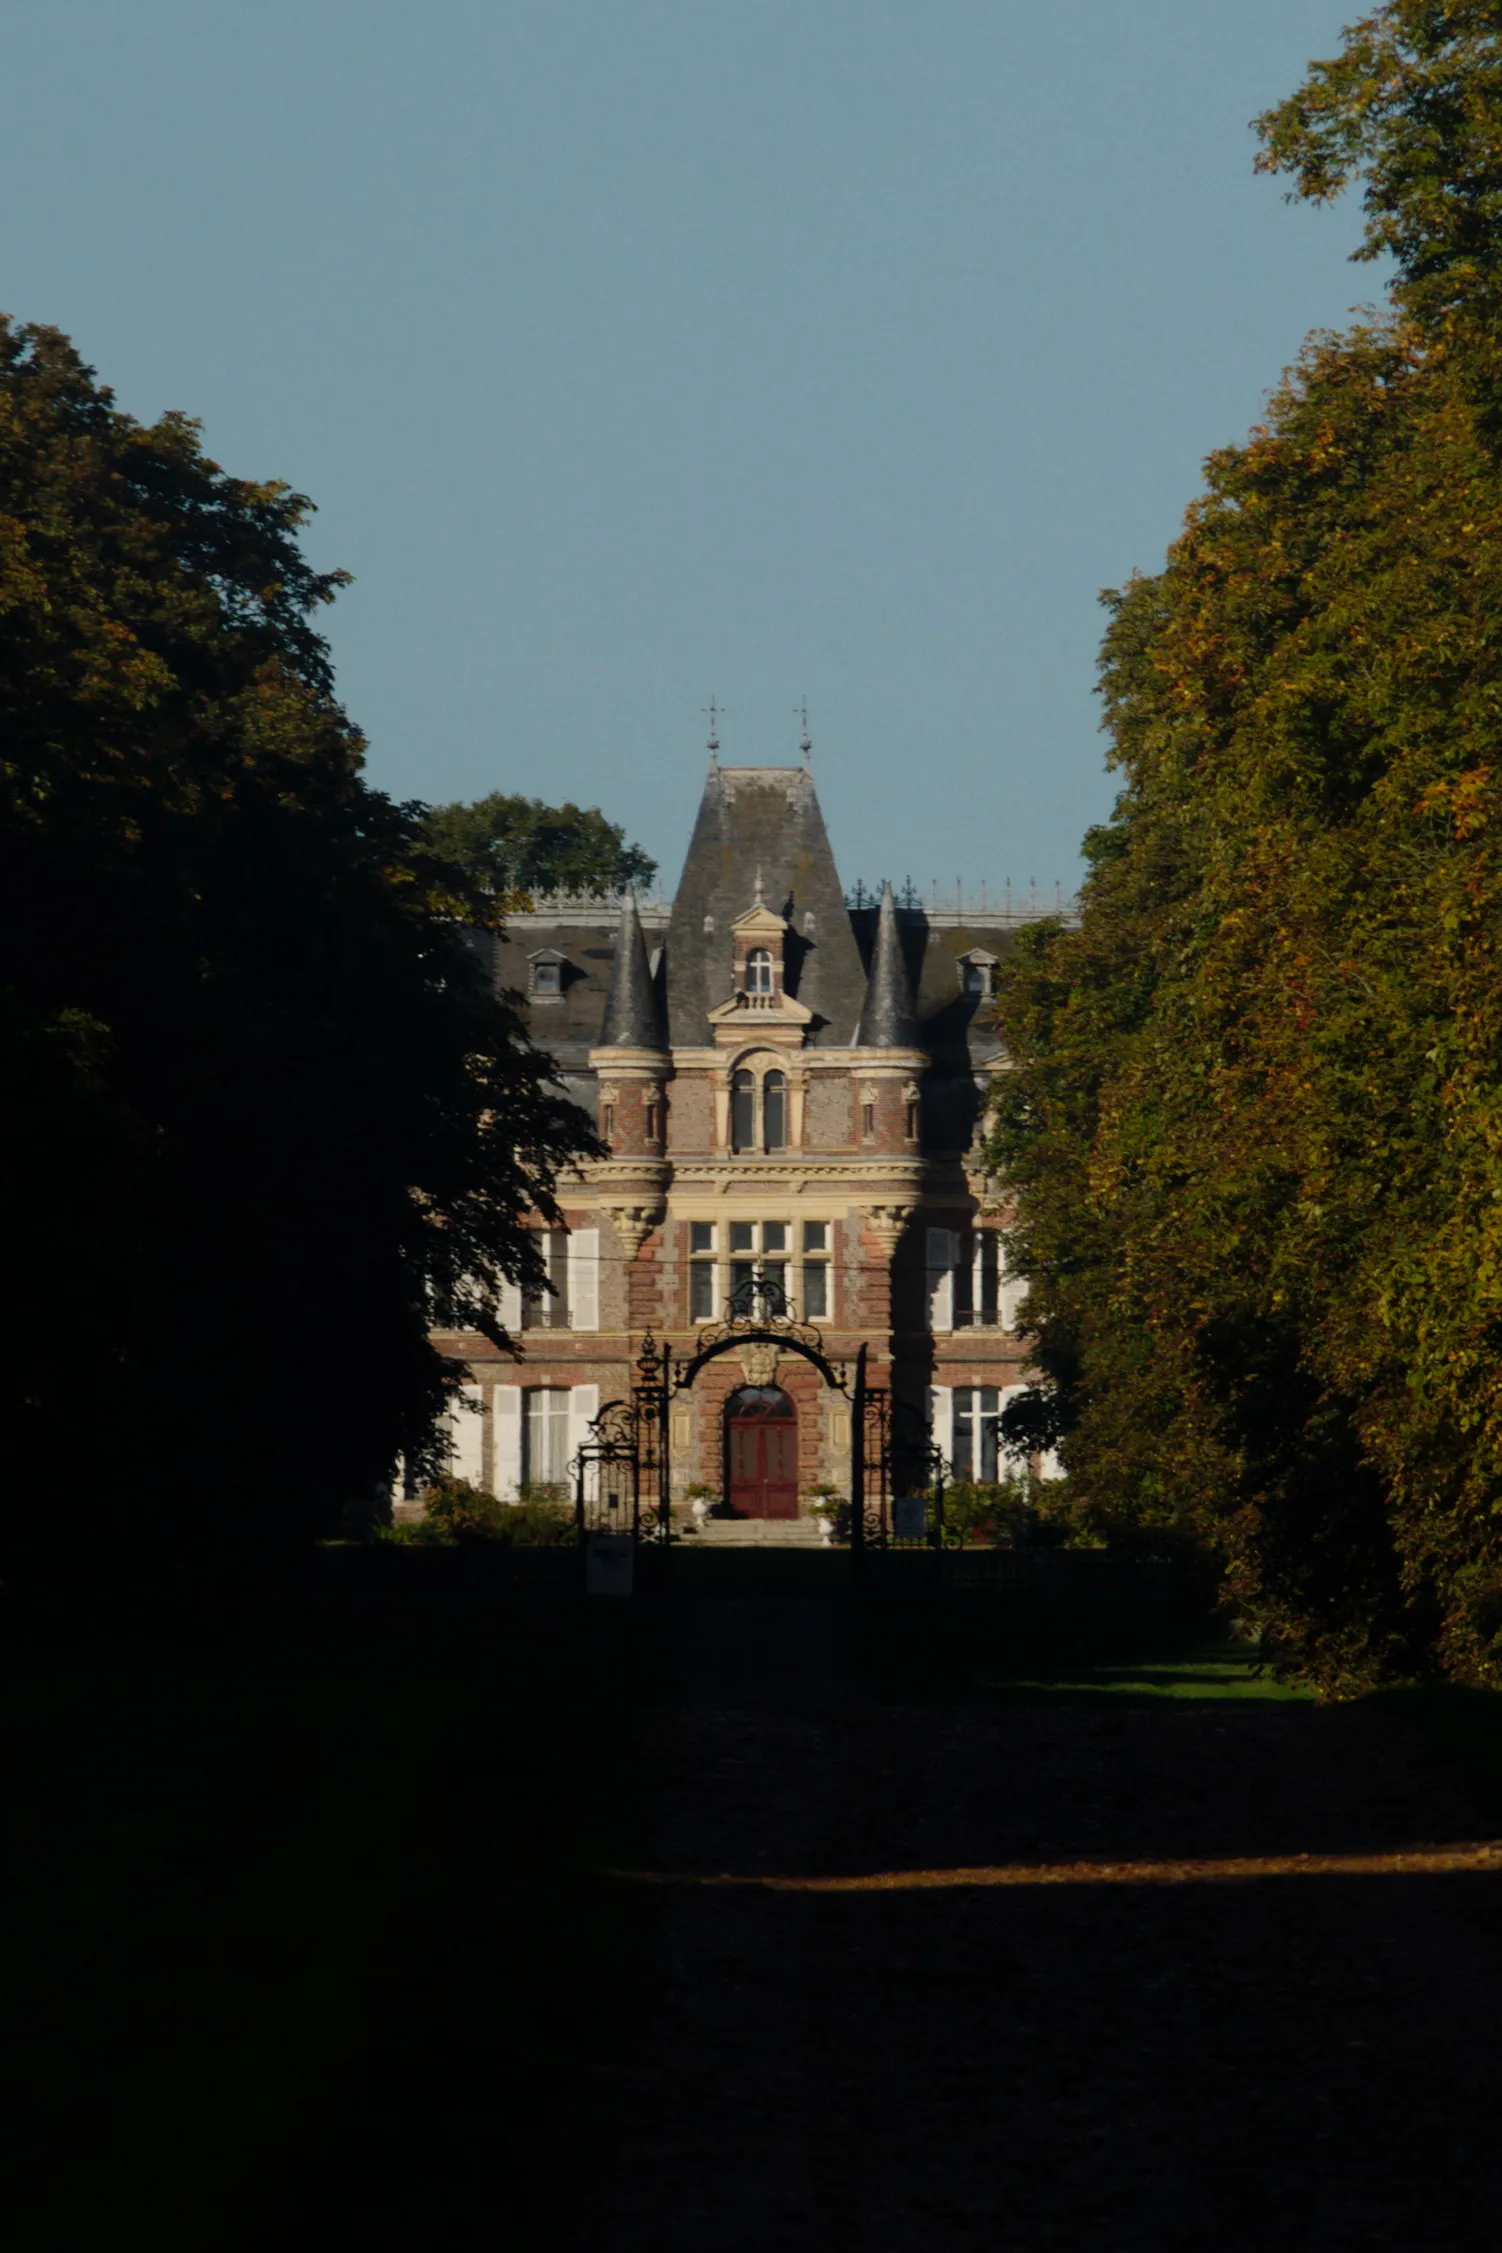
[420,791,656,906]
[989,6,1502,1691]
[0,320,594,1585]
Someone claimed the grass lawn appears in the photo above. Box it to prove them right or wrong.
[855,1564,1309,1706]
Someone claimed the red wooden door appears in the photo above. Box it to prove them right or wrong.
[727,1390,799,1518]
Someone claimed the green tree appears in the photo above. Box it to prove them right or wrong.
[990,6,1502,1691]
[0,320,594,1587]
[421,791,656,907]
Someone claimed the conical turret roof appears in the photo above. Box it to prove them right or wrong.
[598,890,665,1048]
[855,881,919,1047]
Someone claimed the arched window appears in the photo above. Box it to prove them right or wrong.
[763,1070,787,1151]
[731,1068,755,1152]
[746,948,774,995]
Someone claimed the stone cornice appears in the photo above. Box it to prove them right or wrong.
[563,1156,671,1194]
[840,1048,929,1072]
[588,1047,673,1078]
[705,995,813,1047]
[665,1157,928,1185]
[563,1152,993,1204]
[665,1046,924,1074]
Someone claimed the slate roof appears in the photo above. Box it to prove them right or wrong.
[663,765,867,1048]
[488,761,1042,1151]
[854,881,920,1048]
[598,890,666,1048]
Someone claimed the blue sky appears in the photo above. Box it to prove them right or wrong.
[4,2,1367,897]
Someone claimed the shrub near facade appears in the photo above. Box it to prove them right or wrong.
[386,1478,573,1547]
[941,1475,1094,1551]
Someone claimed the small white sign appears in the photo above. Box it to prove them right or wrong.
[586,1533,635,1597]
[893,1495,928,1541]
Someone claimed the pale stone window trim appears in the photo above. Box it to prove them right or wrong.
[726,1055,799,1153]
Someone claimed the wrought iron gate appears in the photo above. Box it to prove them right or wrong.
[566,1317,950,1585]
[852,1392,949,1573]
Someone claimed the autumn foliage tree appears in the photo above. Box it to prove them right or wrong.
[0,321,593,1586]
[991,4,1502,1690]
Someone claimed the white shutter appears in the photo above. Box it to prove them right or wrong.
[569,1229,600,1331]
[926,1227,957,1333]
[446,1380,484,1486]
[999,1239,1027,1334]
[999,1382,1029,1466]
[569,1383,600,1501]
[493,1386,522,1499]
[498,1275,523,1334]
[1038,1447,1065,1483]
[929,1385,955,1471]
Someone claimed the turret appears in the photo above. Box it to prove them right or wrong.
[855,882,919,1047]
[598,888,664,1050]
[590,890,669,1164]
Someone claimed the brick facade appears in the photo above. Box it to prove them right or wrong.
[432,761,1045,1515]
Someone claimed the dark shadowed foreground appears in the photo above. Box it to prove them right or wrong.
[6,1559,1502,2249]
[574,1580,1502,2253]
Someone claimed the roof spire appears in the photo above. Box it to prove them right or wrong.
[855,879,919,1048]
[796,698,811,768]
[703,695,722,771]
[598,888,665,1049]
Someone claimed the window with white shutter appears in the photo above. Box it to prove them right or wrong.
[493,1387,522,1498]
[445,1380,485,1486]
[568,1384,600,1501]
[999,1240,1027,1334]
[999,1383,1029,1470]
[929,1384,955,1471]
[952,1232,1003,1328]
[522,1230,572,1329]
[569,1229,599,1330]
[926,1228,957,1333]
[523,1388,572,1490]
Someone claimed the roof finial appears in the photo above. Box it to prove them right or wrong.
[703,695,722,768]
[796,698,812,768]
[753,861,765,910]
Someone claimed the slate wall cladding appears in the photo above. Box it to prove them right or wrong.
[432,762,1046,1515]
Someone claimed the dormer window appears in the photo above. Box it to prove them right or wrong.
[746,948,774,996]
[529,948,567,1000]
[957,949,998,1000]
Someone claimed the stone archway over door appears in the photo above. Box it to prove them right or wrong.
[726,1386,798,1518]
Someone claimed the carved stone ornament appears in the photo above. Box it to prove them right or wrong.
[609,1205,657,1257]
[863,1202,915,1255]
[738,1342,781,1387]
